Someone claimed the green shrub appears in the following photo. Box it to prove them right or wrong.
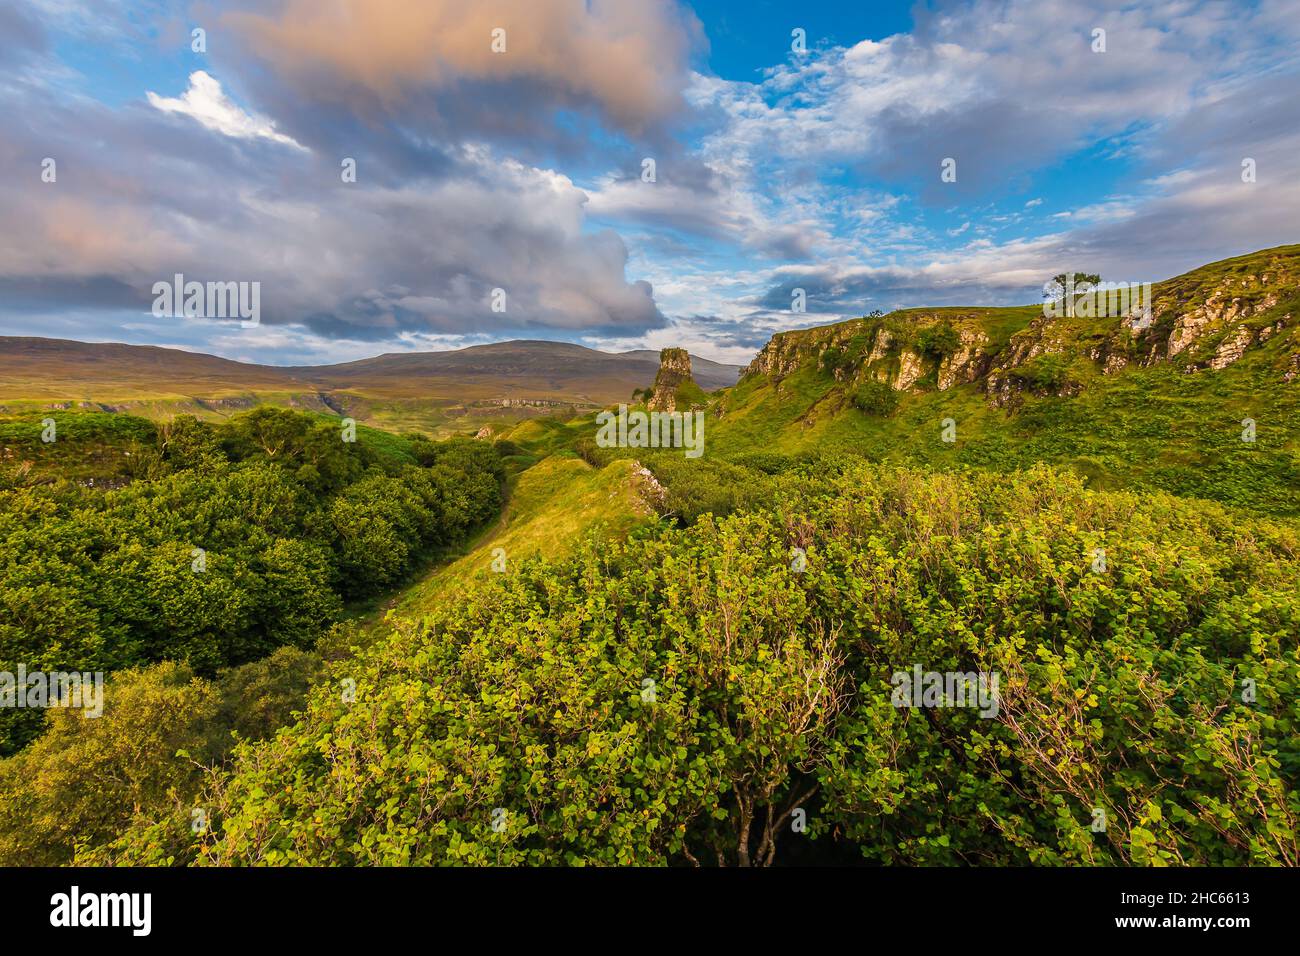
[0,662,222,866]
[1012,353,1074,391]
[851,379,900,416]
[0,649,323,866]
[917,322,962,358]
[105,463,1299,867]
[0,409,504,754]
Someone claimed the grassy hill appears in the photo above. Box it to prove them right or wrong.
[0,338,741,438]
[5,245,1299,869]
[394,455,659,617]
[699,245,1300,515]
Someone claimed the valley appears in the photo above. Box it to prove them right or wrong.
[2,243,1298,868]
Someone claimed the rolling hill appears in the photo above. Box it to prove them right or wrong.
[296,341,742,396]
[0,337,742,436]
[381,245,1300,636]
[5,244,1300,871]
[698,244,1300,514]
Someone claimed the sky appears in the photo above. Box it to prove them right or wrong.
[1,0,1298,367]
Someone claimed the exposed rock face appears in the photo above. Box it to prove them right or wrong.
[744,315,996,396]
[866,330,894,365]
[1209,326,1254,370]
[995,314,1067,369]
[744,334,808,379]
[938,328,991,390]
[984,313,1073,407]
[1168,303,1221,357]
[894,350,925,391]
[629,460,668,511]
[738,250,1300,412]
[987,258,1297,402]
[1102,352,1129,374]
[647,347,693,412]
[1162,290,1280,364]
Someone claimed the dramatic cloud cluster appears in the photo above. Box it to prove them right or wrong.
[0,90,666,340]
[1,0,1297,365]
[0,0,696,358]
[590,0,1300,346]
[225,0,702,138]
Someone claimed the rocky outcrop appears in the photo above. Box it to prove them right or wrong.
[647,348,694,412]
[938,328,992,390]
[744,314,998,397]
[894,350,925,391]
[1209,326,1253,370]
[984,313,1073,407]
[866,330,894,366]
[744,333,810,380]
[987,259,1297,402]
[1102,351,1129,374]
[738,249,1300,413]
[1167,292,1278,360]
[629,460,668,511]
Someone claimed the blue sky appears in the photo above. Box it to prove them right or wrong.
[2,0,1298,366]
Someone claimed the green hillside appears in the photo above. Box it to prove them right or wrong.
[3,245,1299,869]
[395,455,658,615]
[0,338,740,439]
[702,245,1300,515]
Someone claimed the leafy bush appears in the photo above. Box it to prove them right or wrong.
[102,463,1299,867]
[642,453,778,524]
[916,322,962,358]
[851,379,900,416]
[0,661,221,865]
[1012,354,1074,391]
[0,409,503,754]
[820,347,845,374]
[0,649,322,866]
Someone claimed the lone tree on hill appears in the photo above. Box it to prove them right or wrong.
[1043,272,1102,307]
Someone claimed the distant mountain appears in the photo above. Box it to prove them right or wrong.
[614,350,741,392]
[0,337,312,400]
[0,337,742,404]
[290,341,742,398]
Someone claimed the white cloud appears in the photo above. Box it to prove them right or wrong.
[147,71,306,149]
[1051,200,1138,224]
[8,0,1300,371]
[606,0,1300,352]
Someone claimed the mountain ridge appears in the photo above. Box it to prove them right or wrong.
[0,336,742,398]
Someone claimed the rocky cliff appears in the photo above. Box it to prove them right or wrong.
[740,244,1300,409]
[742,309,1010,399]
